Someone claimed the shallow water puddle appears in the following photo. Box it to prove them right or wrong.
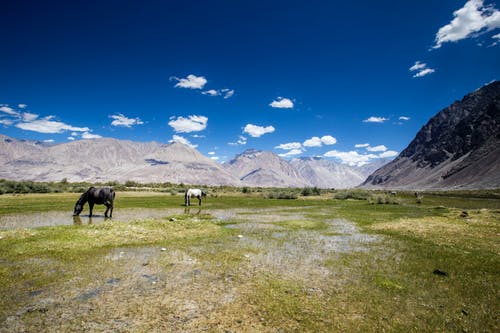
[0,208,183,229]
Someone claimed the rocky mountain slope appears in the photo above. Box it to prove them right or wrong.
[222,149,310,188]
[0,136,377,188]
[290,157,368,189]
[362,81,500,190]
[0,137,239,185]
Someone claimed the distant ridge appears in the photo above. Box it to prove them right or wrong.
[0,137,377,188]
[362,81,500,190]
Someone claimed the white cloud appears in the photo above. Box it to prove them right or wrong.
[168,115,208,133]
[321,135,337,145]
[276,142,302,150]
[409,61,426,71]
[0,119,14,126]
[22,112,38,122]
[278,149,303,157]
[363,116,388,123]
[270,97,294,109]
[67,136,75,141]
[303,136,322,147]
[243,124,275,137]
[16,117,90,134]
[324,150,378,167]
[399,116,411,121]
[366,145,388,152]
[208,151,216,155]
[202,89,219,97]
[211,156,220,161]
[222,89,235,99]
[110,113,144,127]
[433,0,500,49]
[202,88,235,99]
[413,68,435,78]
[169,134,198,148]
[171,74,207,89]
[0,105,20,116]
[18,104,27,109]
[81,132,102,139]
[379,150,398,158]
[355,143,370,148]
[409,61,436,78]
[229,135,248,146]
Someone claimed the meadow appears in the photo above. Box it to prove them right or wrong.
[0,188,498,332]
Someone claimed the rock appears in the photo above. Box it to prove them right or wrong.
[433,269,449,276]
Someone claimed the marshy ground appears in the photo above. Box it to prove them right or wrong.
[0,191,499,332]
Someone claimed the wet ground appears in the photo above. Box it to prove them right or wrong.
[0,207,205,230]
[0,206,383,332]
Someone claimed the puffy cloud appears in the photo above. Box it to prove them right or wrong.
[366,145,388,152]
[433,0,500,49]
[16,116,90,134]
[202,89,219,96]
[171,74,207,89]
[275,142,302,150]
[363,116,388,123]
[0,105,20,116]
[270,97,294,109]
[81,132,102,139]
[409,61,436,78]
[169,134,198,148]
[302,135,337,147]
[168,115,208,133]
[243,124,275,137]
[324,150,377,167]
[379,150,398,158]
[321,135,337,145]
[22,112,38,122]
[303,136,322,147]
[110,113,144,127]
[278,149,303,157]
[399,116,411,121]
[18,104,27,109]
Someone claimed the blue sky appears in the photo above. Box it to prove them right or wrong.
[1,0,499,165]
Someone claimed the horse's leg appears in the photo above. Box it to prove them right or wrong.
[104,203,110,218]
[198,195,202,206]
[110,201,113,218]
[89,202,94,217]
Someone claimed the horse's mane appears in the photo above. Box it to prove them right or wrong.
[77,187,93,205]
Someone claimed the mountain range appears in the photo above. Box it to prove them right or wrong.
[362,80,500,190]
[0,135,375,188]
[2,81,498,190]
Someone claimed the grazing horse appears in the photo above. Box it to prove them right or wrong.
[73,187,115,218]
[184,188,207,206]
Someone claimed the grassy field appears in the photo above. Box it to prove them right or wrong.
[0,190,499,332]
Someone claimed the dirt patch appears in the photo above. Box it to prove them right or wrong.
[0,207,383,331]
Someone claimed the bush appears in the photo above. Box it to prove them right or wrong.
[333,189,371,200]
[368,193,399,205]
[301,187,321,196]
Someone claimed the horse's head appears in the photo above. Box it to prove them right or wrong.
[73,191,88,216]
[201,191,207,197]
[73,201,84,216]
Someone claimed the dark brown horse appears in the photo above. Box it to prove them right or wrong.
[73,187,115,217]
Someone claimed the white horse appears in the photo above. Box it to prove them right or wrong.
[185,189,207,206]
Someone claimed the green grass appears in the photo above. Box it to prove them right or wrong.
[0,190,498,332]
